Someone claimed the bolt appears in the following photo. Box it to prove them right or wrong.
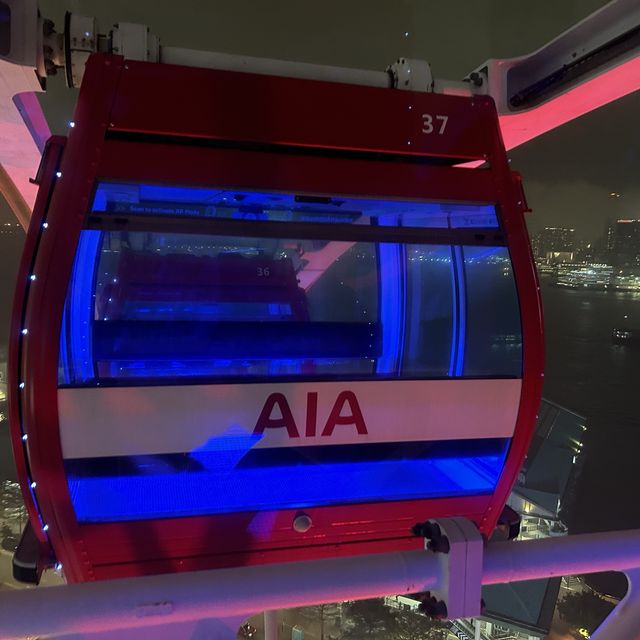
[428,535,450,554]
[412,521,437,538]
[293,513,312,533]
[412,521,450,553]
[468,71,483,87]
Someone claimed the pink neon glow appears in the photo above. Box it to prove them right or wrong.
[297,241,356,290]
[14,92,51,153]
[0,58,49,227]
[0,120,40,219]
[499,56,640,150]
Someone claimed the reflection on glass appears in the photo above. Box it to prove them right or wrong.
[59,229,521,385]
[92,182,500,229]
[60,185,520,385]
[464,246,522,376]
[58,187,521,520]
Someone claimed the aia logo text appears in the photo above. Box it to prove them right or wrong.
[253,391,368,438]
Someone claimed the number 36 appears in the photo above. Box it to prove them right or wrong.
[422,113,448,135]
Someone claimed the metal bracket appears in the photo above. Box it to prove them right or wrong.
[64,12,97,88]
[387,57,433,91]
[12,519,54,585]
[413,517,484,620]
[63,17,160,87]
[112,22,159,63]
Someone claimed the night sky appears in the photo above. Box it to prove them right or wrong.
[3,0,635,244]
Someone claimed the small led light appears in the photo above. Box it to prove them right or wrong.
[54,562,63,572]
[22,434,28,442]
[30,274,36,281]
[55,171,62,178]
[42,222,49,229]
[43,524,49,532]
[19,382,25,389]
[30,481,37,489]
[84,31,91,37]
[69,121,76,128]
[404,31,409,37]
[21,329,28,335]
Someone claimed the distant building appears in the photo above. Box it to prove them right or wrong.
[574,241,599,263]
[534,227,576,263]
[607,223,616,255]
[0,222,24,236]
[608,219,640,266]
[555,263,613,289]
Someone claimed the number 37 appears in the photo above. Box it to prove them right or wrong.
[422,113,448,135]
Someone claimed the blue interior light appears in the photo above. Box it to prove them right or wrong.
[66,437,510,522]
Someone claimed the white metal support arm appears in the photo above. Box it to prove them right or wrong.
[0,527,639,640]
[470,0,640,150]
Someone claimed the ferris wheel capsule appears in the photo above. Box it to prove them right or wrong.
[8,53,543,583]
